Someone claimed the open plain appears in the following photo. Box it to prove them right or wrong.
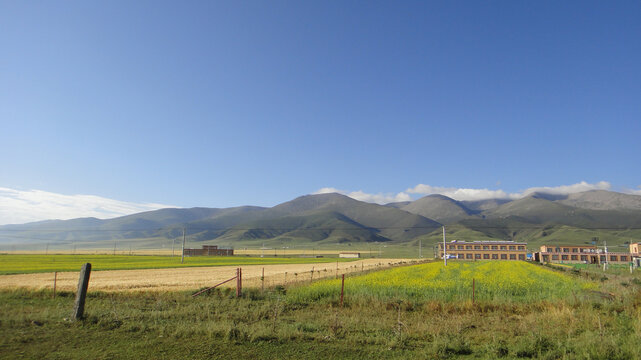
[0,258,406,292]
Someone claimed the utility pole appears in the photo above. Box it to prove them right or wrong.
[603,239,608,271]
[181,227,186,264]
[443,226,447,266]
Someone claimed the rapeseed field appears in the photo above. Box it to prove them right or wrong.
[288,261,596,303]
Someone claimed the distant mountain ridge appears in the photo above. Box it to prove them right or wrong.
[1,190,641,249]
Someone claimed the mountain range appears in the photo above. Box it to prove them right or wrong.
[2,190,641,251]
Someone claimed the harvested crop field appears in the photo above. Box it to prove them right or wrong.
[0,258,410,292]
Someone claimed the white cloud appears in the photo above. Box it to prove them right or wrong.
[406,181,612,201]
[624,185,641,196]
[520,181,611,197]
[0,187,175,225]
[405,185,515,201]
[316,181,616,204]
[313,188,411,204]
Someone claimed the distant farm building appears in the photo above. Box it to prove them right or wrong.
[183,245,233,257]
[533,244,630,265]
[339,252,361,258]
[438,240,527,261]
[630,243,641,256]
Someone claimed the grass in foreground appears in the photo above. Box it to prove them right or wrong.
[0,254,356,275]
[288,261,597,304]
[1,276,641,359]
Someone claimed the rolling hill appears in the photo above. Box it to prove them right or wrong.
[1,190,641,251]
[400,194,475,224]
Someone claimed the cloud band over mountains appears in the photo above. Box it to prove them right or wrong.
[0,187,174,226]
[315,181,626,204]
[1,181,639,226]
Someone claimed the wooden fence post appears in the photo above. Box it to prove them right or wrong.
[261,267,265,293]
[236,267,242,298]
[72,263,91,320]
[311,266,314,283]
[53,272,57,299]
[236,268,240,298]
[340,274,345,307]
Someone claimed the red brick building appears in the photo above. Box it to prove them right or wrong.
[438,240,527,261]
[183,245,233,256]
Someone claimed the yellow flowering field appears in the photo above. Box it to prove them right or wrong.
[288,261,596,303]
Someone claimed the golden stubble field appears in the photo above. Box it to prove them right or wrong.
[0,259,409,292]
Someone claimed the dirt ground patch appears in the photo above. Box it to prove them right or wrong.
[0,259,413,292]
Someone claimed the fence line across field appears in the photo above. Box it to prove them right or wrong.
[0,259,423,293]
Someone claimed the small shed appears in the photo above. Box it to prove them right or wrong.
[339,252,361,258]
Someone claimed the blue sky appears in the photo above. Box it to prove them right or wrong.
[1,1,640,223]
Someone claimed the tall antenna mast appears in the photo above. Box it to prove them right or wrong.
[443,226,447,266]
[181,227,186,264]
[604,239,608,270]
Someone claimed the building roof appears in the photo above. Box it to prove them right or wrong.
[442,240,527,245]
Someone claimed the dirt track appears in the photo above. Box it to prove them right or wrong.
[0,259,412,292]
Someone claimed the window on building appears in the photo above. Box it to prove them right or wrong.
[500,246,507,250]
[475,254,481,259]
[449,245,455,250]
[491,246,498,250]
[482,254,489,259]
[610,256,618,262]
[547,247,554,252]
[571,255,578,260]
[561,255,569,260]
[492,254,498,259]
[466,254,473,259]
[552,255,559,260]
[572,248,578,253]
[555,248,561,252]
[474,246,481,250]
[563,248,569,253]
[466,246,472,250]
[509,246,516,250]
[501,254,507,259]
[600,255,606,262]
[580,255,587,261]
[509,254,516,260]
[543,255,549,261]
[458,245,464,250]
[483,246,489,250]
[621,256,628,261]
[518,254,525,260]
[518,246,525,250]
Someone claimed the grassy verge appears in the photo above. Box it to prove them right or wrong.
[2,262,641,359]
[0,254,357,275]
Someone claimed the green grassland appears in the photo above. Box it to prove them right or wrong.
[0,254,356,275]
[2,261,641,359]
